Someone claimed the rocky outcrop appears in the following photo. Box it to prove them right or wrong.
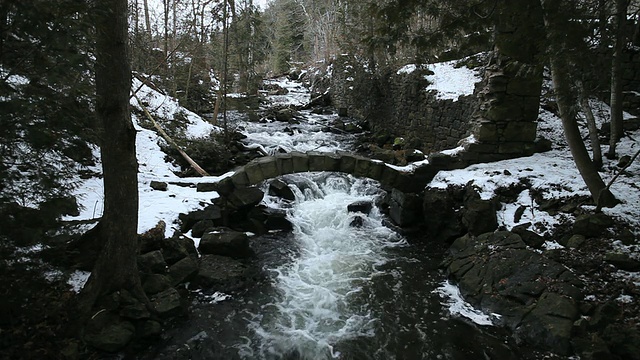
[81,219,261,354]
[444,231,582,355]
[422,185,498,241]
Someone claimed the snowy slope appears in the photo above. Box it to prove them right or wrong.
[65,78,231,238]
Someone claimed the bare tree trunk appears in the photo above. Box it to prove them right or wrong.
[171,0,178,97]
[607,0,628,159]
[634,15,640,46]
[163,0,170,75]
[578,82,603,169]
[143,0,151,35]
[542,0,618,208]
[78,0,147,318]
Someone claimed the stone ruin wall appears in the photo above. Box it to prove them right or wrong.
[325,1,546,167]
[327,52,542,166]
[323,2,640,168]
[329,57,477,154]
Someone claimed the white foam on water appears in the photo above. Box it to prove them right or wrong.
[239,173,405,359]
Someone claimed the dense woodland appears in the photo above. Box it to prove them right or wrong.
[2,0,640,358]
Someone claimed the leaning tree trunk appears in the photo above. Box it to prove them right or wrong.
[541,0,618,209]
[578,81,603,169]
[608,0,628,159]
[78,0,147,317]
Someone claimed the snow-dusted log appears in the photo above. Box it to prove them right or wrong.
[133,93,210,176]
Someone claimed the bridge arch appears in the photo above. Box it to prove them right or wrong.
[212,151,439,197]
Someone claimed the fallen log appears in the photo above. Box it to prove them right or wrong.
[133,93,210,177]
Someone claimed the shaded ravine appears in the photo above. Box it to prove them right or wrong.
[141,79,549,360]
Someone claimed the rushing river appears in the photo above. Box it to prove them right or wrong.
[143,79,550,360]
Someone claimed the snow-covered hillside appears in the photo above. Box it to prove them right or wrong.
[66,78,232,238]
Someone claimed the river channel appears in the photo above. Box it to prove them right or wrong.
[143,79,553,360]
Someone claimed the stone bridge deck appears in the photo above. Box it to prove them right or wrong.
[202,151,439,196]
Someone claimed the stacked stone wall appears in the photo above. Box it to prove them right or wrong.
[330,56,477,153]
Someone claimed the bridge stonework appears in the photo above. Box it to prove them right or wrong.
[198,151,440,227]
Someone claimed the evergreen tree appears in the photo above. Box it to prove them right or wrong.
[264,0,306,74]
[0,0,94,208]
[229,0,269,93]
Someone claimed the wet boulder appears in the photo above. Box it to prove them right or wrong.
[444,231,583,355]
[461,189,498,236]
[422,187,465,242]
[347,200,373,215]
[168,256,199,286]
[138,250,167,273]
[191,219,214,238]
[269,179,296,201]
[199,229,252,258]
[160,236,194,265]
[350,215,365,228]
[194,255,249,291]
[389,189,422,227]
[263,207,292,231]
[275,108,296,122]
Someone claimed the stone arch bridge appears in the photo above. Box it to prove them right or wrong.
[205,151,439,197]
[195,151,442,226]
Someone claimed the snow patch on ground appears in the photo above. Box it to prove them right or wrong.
[426,61,481,101]
[430,97,640,235]
[434,281,500,326]
[67,270,91,293]
[131,78,215,139]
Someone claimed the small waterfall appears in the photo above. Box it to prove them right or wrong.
[238,173,405,359]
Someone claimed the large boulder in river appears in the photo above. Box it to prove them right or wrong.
[347,200,373,215]
[199,228,252,258]
[444,231,582,355]
[268,179,295,201]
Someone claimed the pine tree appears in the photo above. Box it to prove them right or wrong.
[0,0,95,208]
